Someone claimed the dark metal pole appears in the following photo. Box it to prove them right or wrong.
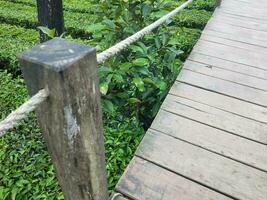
[36,0,64,42]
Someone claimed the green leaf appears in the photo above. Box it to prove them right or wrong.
[133,58,149,67]
[142,4,152,17]
[85,23,107,32]
[102,99,115,114]
[11,187,18,200]
[143,78,154,85]
[136,67,150,75]
[103,19,116,29]
[112,74,124,83]
[100,82,109,95]
[129,98,141,104]
[98,66,113,74]
[155,37,161,49]
[129,45,145,55]
[119,63,132,71]
[155,80,167,91]
[37,26,56,38]
[133,77,145,92]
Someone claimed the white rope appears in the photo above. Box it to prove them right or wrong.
[97,0,193,64]
[0,89,49,137]
[110,193,123,200]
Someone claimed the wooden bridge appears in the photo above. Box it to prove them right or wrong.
[115,0,267,199]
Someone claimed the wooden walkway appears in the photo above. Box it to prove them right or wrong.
[115,0,267,199]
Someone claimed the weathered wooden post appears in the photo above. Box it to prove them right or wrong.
[36,0,64,42]
[19,38,108,200]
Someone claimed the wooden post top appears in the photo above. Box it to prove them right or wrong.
[19,38,95,72]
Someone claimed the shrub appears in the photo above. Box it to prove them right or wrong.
[0,71,63,200]
[0,23,94,76]
[0,70,145,198]
[174,9,213,29]
[188,0,216,11]
[0,23,39,75]
[0,1,98,38]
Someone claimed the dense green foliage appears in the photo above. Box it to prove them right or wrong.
[0,0,215,199]
[0,71,145,199]
[0,24,39,75]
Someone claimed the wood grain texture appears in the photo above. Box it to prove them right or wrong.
[136,131,267,200]
[178,69,267,107]
[188,52,267,80]
[20,38,108,200]
[183,60,267,92]
[169,82,267,124]
[151,109,267,171]
[206,18,267,40]
[201,30,267,50]
[193,40,267,70]
[161,93,267,144]
[116,157,231,200]
[219,2,267,21]
[210,12,267,32]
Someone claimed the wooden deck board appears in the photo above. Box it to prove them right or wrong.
[205,21,267,46]
[188,52,267,80]
[169,82,267,125]
[183,60,267,91]
[116,157,232,200]
[151,110,267,172]
[200,33,267,54]
[162,93,267,144]
[193,40,267,70]
[116,1,267,199]
[178,69,267,107]
[135,131,267,200]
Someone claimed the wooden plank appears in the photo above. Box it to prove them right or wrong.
[183,60,267,92]
[210,12,267,32]
[201,32,267,52]
[219,2,267,21]
[169,82,267,124]
[222,0,267,9]
[206,18,267,42]
[151,110,267,171]
[220,9,267,22]
[178,69,267,107]
[116,157,232,200]
[203,23,267,48]
[193,40,267,70]
[136,130,267,200]
[214,8,267,22]
[188,52,267,80]
[161,93,267,144]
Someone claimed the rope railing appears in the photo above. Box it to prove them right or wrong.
[97,0,193,64]
[0,0,193,137]
[0,89,49,137]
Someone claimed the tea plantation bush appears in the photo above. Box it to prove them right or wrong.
[0,0,216,199]
[0,70,145,199]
